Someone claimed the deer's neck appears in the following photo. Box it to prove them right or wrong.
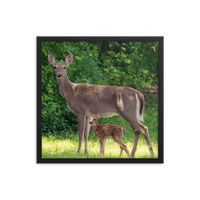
[57,72,74,100]
[92,123,99,133]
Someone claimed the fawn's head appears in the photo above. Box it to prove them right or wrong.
[87,112,103,126]
[48,53,73,79]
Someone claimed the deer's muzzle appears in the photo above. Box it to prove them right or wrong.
[57,73,62,77]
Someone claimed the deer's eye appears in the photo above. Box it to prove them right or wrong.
[94,119,96,121]
[54,66,57,69]
[63,66,66,69]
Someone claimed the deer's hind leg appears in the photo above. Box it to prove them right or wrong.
[117,107,154,158]
[113,136,131,158]
[130,127,141,158]
[131,121,155,158]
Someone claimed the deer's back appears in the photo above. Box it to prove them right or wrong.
[67,83,140,115]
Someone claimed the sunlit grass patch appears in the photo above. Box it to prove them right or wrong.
[42,136,158,159]
[42,105,159,159]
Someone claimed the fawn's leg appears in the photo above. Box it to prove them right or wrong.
[113,137,131,158]
[99,138,104,158]
[102,138,106,158]
[119,147,123,157]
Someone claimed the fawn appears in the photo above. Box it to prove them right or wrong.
[87,112,131,158]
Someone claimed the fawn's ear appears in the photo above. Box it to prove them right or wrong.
[65,53,73,65]
[48,54,56,65]
[98,113,103,118]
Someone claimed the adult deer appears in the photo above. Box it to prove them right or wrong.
[48,53,155,158]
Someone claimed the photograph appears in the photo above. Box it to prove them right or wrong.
[37,37,163,163]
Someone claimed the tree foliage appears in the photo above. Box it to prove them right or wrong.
[41,41,158,134]
[98,42,158,91]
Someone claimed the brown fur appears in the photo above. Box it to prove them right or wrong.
[47,53,155,158]
[88,113,131,158]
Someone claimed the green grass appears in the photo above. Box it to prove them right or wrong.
[42,105,158,158]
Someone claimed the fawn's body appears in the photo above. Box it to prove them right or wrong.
[89,113,131,158]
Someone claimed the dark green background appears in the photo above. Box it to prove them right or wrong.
[0,0,200,199]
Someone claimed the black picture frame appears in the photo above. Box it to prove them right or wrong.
[37,36,164,164]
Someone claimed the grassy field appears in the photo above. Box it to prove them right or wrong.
[42,105,158,159]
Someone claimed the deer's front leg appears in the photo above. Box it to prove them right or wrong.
[77,113,86,155]
[84,116,90,156]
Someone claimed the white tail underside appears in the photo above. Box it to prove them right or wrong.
[121,127,126,138]
[135,93,144,122]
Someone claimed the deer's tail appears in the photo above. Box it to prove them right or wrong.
[135,93,145,122]
[121,127,126,138]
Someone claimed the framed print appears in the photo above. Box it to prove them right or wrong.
[37,37,163,163]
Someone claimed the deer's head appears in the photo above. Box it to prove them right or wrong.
[48,53,73,79]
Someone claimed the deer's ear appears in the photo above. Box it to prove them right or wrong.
[86,111,91,117]
[65,53,73,65]
[48,54,56,65]
[98,113,103,118]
